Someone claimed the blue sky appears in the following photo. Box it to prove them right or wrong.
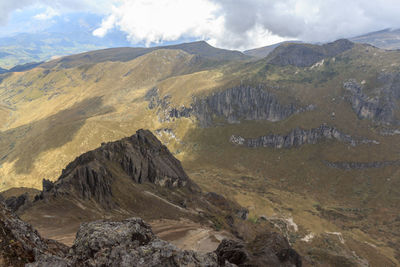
[1,0,400,50]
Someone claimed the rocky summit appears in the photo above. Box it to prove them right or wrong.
[36,129,191,208]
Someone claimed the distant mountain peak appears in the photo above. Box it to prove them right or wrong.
[265,38,354,67]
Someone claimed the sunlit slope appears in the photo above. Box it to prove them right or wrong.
[0,41,400,265]
[0,48,231,189]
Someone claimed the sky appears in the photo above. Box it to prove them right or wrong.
[1,0,400,50]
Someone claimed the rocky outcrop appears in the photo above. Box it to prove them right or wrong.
[216,234,302,267]
[192,85,306,127]
[4,193,28,212]
[344,73,400,125]
[324,160,400,170]
[31,217,220,267]
[267,39,354,67]
[0,201,68,267]
[147,85,309,127]
[230,124,377,149]
[344,79,395,124]
[26,216,301,267]
[37,129,190,209]
[145,87,193,123]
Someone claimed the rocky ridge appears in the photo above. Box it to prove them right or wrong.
[146,85,309,127]
[266,39,354,67]
[230,124,377,149]
[36,129,191,209]
[324,160,400,170]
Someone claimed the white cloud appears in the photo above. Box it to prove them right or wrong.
[33,7,59,20]
[2,0,400,49]
[94,0,223,46]
[92,0,400,50]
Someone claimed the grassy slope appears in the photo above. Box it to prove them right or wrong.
[0,43,400,265]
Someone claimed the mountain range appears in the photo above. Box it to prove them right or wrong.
[1,37,400,266]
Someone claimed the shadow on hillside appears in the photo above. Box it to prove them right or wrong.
[0,96,115,174]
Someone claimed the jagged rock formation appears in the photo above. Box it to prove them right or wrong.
[324,160,400,170]
[0,201,68,267]
[344,74,400,125]
[266,39,354,67]
[192,85,305,127]
[230,124,377,149]
[36,129,191,209]
[146,85,308,127]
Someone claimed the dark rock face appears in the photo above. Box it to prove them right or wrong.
[344,74,400,125]
[216,233,302,267]
[230,124,377,149]
[192,85,301,127]
[249,233,302,267]
[4,193,28,212]
[324,160,400,170]
[146,85,306,127]
[38,129,190,209]
[0,202,68,267]
[344,79,395,124]
[267,39,354,67]
[216,239,249,265]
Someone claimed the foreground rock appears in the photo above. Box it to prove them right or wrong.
[28,217,301,267]
[0,201,68,267]
[1,198,301,266]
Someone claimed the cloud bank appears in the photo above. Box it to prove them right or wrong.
[93,0,400,50]
[2,0,400,49]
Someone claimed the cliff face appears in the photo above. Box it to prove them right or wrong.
[266,39,354,67]
[147,85,306,127]
[192,85,303,127]
[38,129,190,209]
[230,124,377,149]
[344,73,400,125]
